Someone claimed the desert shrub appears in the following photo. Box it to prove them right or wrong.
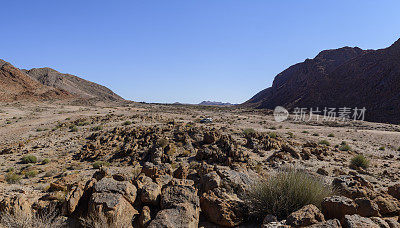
[312,133,320,136]
[398,146,400,151]
[21,155,38,164]
[122,121,132,126]
[25,170,38,178]
[91,125,103,131]
[287,132,294,138]
[243,128,256,136]
[269,126,277,130]
[350,154,369,169]
[379,146,385,151]
[327,133,335,137]
[339,144,351,151]
[246,169,333,220]
[302,130,309,134]
[318,140,330,146]
[0,204,64,228]
[268,132,277,139]
[5,172,22,184]
[69,125,78,132]
[41,159,50,165]
[92,161,110,169]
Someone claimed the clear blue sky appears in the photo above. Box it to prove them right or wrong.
[1,1,399,104]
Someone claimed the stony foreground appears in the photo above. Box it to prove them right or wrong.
[0,102,399,227]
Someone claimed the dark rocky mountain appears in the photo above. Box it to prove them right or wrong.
[24,67,123,101]
[199,101,234,106]
[245,38,400,123]
[0,59,72,101]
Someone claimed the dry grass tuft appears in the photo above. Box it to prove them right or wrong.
[246,168,333,220]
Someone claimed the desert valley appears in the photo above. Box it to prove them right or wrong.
[0,36,400,228]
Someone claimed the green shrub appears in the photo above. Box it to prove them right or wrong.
[243,128,256,136]
[350,154,369,169]
[339,144,351,151]
[69,125,78,132]
[122,121,132,126]
[327,133,335,137]
[6,172,22,184]
[379,146,385,151]
[41,159,50,165]
[246,169,333,220]
[302,131,309,134]
[398,146,400,151]
[92,161,110,169]
[25,170,38,178]
[318,140,330,146]
[91,125,103,131]
[268,132,277,139]
[21,155,37,164]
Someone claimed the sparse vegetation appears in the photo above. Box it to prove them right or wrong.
[302,130,309,134]
[339,142,351,151]
[246,169,333,220]
[268,132,277,139]
[243,128,256,136]
[21,155,38,164]
[25,170,38,178]
[350,154,370,169]
[379,146,385,151]
[92,161,110,169]
[122,120,132,126]
[91,125,103,131]
[312,133,319,136]
[5,172,22,184]
[69,125,78,132]
[318,140,330,146]
[41,159,50,165]
[327,133,335,137]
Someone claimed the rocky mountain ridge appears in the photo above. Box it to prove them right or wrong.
[245,38,400,124]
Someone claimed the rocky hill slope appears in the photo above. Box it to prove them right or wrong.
[0,59,72,101]
[24,67,123,101]
[245,38,400,123]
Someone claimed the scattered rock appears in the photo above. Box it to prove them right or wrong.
[286,204,325,227]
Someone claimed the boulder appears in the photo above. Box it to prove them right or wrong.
[149,183,200,227]
[140,181,161,205]
[94,177,137,205]
[343,214,379,228]
[200,188,246,227]
[138,206,152,228]
[388,184,400,200]
[355,197,380,217]
[305,219,341,228]
[201,171,221,192]
[286,204,325,227]
[374,195,400,216]
[64,183,84,215]
[88,192,138,227]
[321,196,357,220]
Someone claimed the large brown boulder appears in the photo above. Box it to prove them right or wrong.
[374,195,400,216]
[388,184,400,200]
[200,188,246,227]
[305,219,341,228]
[286,204,325,227]
[354,197,380,217]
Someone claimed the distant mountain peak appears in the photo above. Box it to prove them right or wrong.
[199,101,234,106]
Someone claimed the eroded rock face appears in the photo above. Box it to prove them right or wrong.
[388,184,400,200]
[355,197,380,217]
[200,188,246,227]
[374,195,400,216]
[306,219,341,228]
[286,204,325,227]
